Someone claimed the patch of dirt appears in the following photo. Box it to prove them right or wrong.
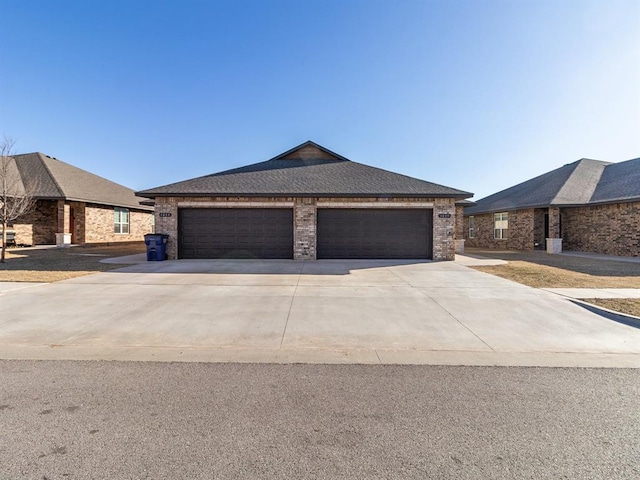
[0,243,145,283]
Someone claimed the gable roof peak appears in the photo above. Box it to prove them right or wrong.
[268,140,349,162]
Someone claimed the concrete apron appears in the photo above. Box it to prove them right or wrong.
[1,260,639,368]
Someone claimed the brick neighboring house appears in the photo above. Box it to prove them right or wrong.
[137,141,472,261]
[464,157,640,257]
[5,152,154,246]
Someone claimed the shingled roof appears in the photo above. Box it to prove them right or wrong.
[137,141,472,199]
[465,157,640,215]
[9,152,152,211]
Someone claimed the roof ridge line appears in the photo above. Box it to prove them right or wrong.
[36,153,65,198]
[551,159,606,205]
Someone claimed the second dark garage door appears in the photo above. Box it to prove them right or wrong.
[317,208,433,259]
[179,208,293,259]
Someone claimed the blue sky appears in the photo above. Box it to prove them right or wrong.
[1,0,638,199]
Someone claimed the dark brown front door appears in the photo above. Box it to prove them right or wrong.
[69,208,75,243]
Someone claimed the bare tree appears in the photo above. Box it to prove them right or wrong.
[0,137,37,262]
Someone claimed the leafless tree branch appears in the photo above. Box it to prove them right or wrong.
[1,136,38,262]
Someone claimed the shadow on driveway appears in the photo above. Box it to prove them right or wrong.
[570,300,640,330]
[107,258,436,276]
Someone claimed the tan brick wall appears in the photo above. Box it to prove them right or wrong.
[433,198,456,260]
[454,205,465,254]
[155,196,454,260]
[464,209,535,250]
[454,205,464,240]
[84,204,153,244]
[548,207,561,238]
[12,200,57,245]
[294,198,316,260]
[9,200,152,246]
[562,202,640,257]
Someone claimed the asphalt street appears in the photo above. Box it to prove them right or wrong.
[1,361,638,479]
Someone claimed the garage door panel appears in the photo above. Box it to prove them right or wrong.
[179,208,293,259]
[317,208,432,259]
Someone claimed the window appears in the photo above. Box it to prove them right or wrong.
[468,216,475,238]
[494,212,508,239]
[114,208,130,234]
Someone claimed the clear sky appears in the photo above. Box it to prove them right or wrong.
[1,0,638,200]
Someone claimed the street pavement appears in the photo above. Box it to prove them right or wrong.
[0,360,638,479]
[0,259,639,367]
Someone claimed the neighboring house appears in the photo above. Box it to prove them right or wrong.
[137,141,472,260]
[464,157,640,256]
[6,153,154,246]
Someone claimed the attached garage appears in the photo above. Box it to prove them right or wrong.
[317,208,432,259]
[138,141,472,261]
[178,208,293,259]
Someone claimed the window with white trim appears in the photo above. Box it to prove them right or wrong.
[468,216,475,238]
[494,212,508,239]
[114,207,130,234]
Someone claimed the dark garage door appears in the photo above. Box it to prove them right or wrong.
[179,208,293,259]
[317,208,432,259]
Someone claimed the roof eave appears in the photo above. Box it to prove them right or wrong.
[464,196,640,215]
[137,191,471,199]
[464,203,552,215]
[33,195,153,211]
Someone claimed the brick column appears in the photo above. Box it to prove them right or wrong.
[57,200,71,233]
[433,198,456,261]
[155,199,178,259]
[293,198,316,260]
[546,206,562,254]
[454,204,465,254]
[55,200,72,247]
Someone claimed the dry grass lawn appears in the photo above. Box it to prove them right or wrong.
[467,248,640,318]
[586,299,640,318]
[0,243,145,283]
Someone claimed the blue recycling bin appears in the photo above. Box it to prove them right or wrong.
[144,234,169,261]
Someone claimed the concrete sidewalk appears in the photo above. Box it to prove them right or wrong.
[558,251,640,264]
[0,282,46,295]
[0,260,638,367]
[542,288,640,299]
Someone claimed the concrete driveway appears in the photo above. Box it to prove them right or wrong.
[0,260,638,367]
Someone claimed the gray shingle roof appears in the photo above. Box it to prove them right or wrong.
[137,141,472,199]
[465,157,640,215]
[11,153,152,211]
[590,157,640,204]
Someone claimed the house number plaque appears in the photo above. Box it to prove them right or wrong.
[438,213,452,218]
[159,213,172,217]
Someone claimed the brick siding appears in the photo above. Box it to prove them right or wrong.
[155,196,455,261]
[563,202,640,256]
[83,204,154,244]
[465,202,640,257]
[294,198,316,260]
[10,200,152,246]
[11,200,57,245]
[464,209,535,250]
